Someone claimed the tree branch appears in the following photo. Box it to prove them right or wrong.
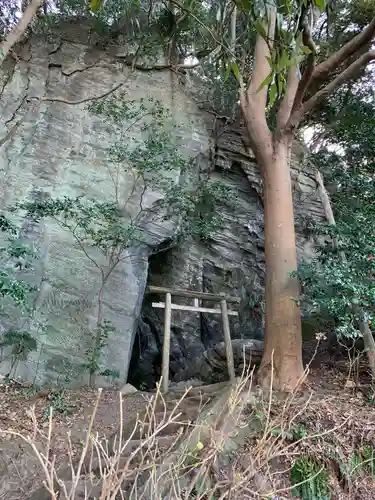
[288,50,375,129]
[230,5,237,56]
[276,65,299,132]
[0,0,42,67]
[309,15,375,84]
[291,18,317,114]
[240,12,275,165]
[168,0,237,61]
[119,57,201,71]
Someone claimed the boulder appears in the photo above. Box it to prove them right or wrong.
[204,339,264,374]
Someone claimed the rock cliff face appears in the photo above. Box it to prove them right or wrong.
[129,128,326,388]
[0,21,325,387]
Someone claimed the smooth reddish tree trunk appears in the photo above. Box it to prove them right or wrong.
[257,136,304,391]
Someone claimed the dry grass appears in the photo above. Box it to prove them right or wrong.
[1,351,375,499]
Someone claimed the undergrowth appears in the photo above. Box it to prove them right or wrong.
[42,389,75,421]
[291,456,330,499]
[1,357,375,499]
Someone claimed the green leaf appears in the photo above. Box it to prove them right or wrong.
[265,55,274,67]
[313,0,326,13]
[231,62,241,83]
[301,45,312,55]
[254,20,268,40]
[268,82,278,108]
[234,0,251,12]
[90,0,102,12]
[276,74,285,98]
[196,441,204,450]
[258,72,274,92]
[277,49,290,72]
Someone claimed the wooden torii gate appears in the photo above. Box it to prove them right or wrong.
[148,285,241,392]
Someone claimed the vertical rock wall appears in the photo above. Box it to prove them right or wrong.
[130,128,326,388]
[0,22,210,386]
[0,21,325,388]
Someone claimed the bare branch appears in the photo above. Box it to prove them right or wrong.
[291,19,317,114]
[309,16,375,84]
[30,78,131,105]
[168,0,237,61]
[288,50,375,129]
[0,0,42,67]
[276,66,299,132]
[230,5,237,55]
[121,58,201,71]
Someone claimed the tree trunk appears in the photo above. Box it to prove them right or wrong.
[358,311,375,379]
[258,137,304,391]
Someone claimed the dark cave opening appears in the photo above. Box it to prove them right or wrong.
[127,226,266,390]
[127,244,178,391]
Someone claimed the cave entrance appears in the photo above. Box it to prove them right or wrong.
[147,285,240,392]
[127,245,241,391]
[127,247,172,391]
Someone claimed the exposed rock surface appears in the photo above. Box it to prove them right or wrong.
[0,21,210,386]
[0,21,325,388]
[129,129,325,388]
[204,339,264,373]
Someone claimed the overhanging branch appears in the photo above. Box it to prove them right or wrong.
[276,65,300,131]
[0,0,42,67]
[309,16,375,85]
[287,50,375,129]
[119,56,201,71]
[291,19,317,114]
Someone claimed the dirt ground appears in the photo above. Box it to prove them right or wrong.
[1,343,375,499]
[0,385,151,500]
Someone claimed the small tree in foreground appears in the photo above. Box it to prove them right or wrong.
[0,215,38,377]
[12,94,230,386]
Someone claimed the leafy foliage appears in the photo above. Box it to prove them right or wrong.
[0,214,42,375]
[291,456,330,499]
[43,389,76,421]
[82,320,116,377]
[164,180,234,240]
[0,215,37,306]
[0,329,37,361]
[14,197,138,255]
[299,87,375,340]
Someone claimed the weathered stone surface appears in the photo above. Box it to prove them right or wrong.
[0,21,326,388]
[129,129,326,388]
[0,22,210,386]
[120,383,138,395]
[203,339,264,373]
